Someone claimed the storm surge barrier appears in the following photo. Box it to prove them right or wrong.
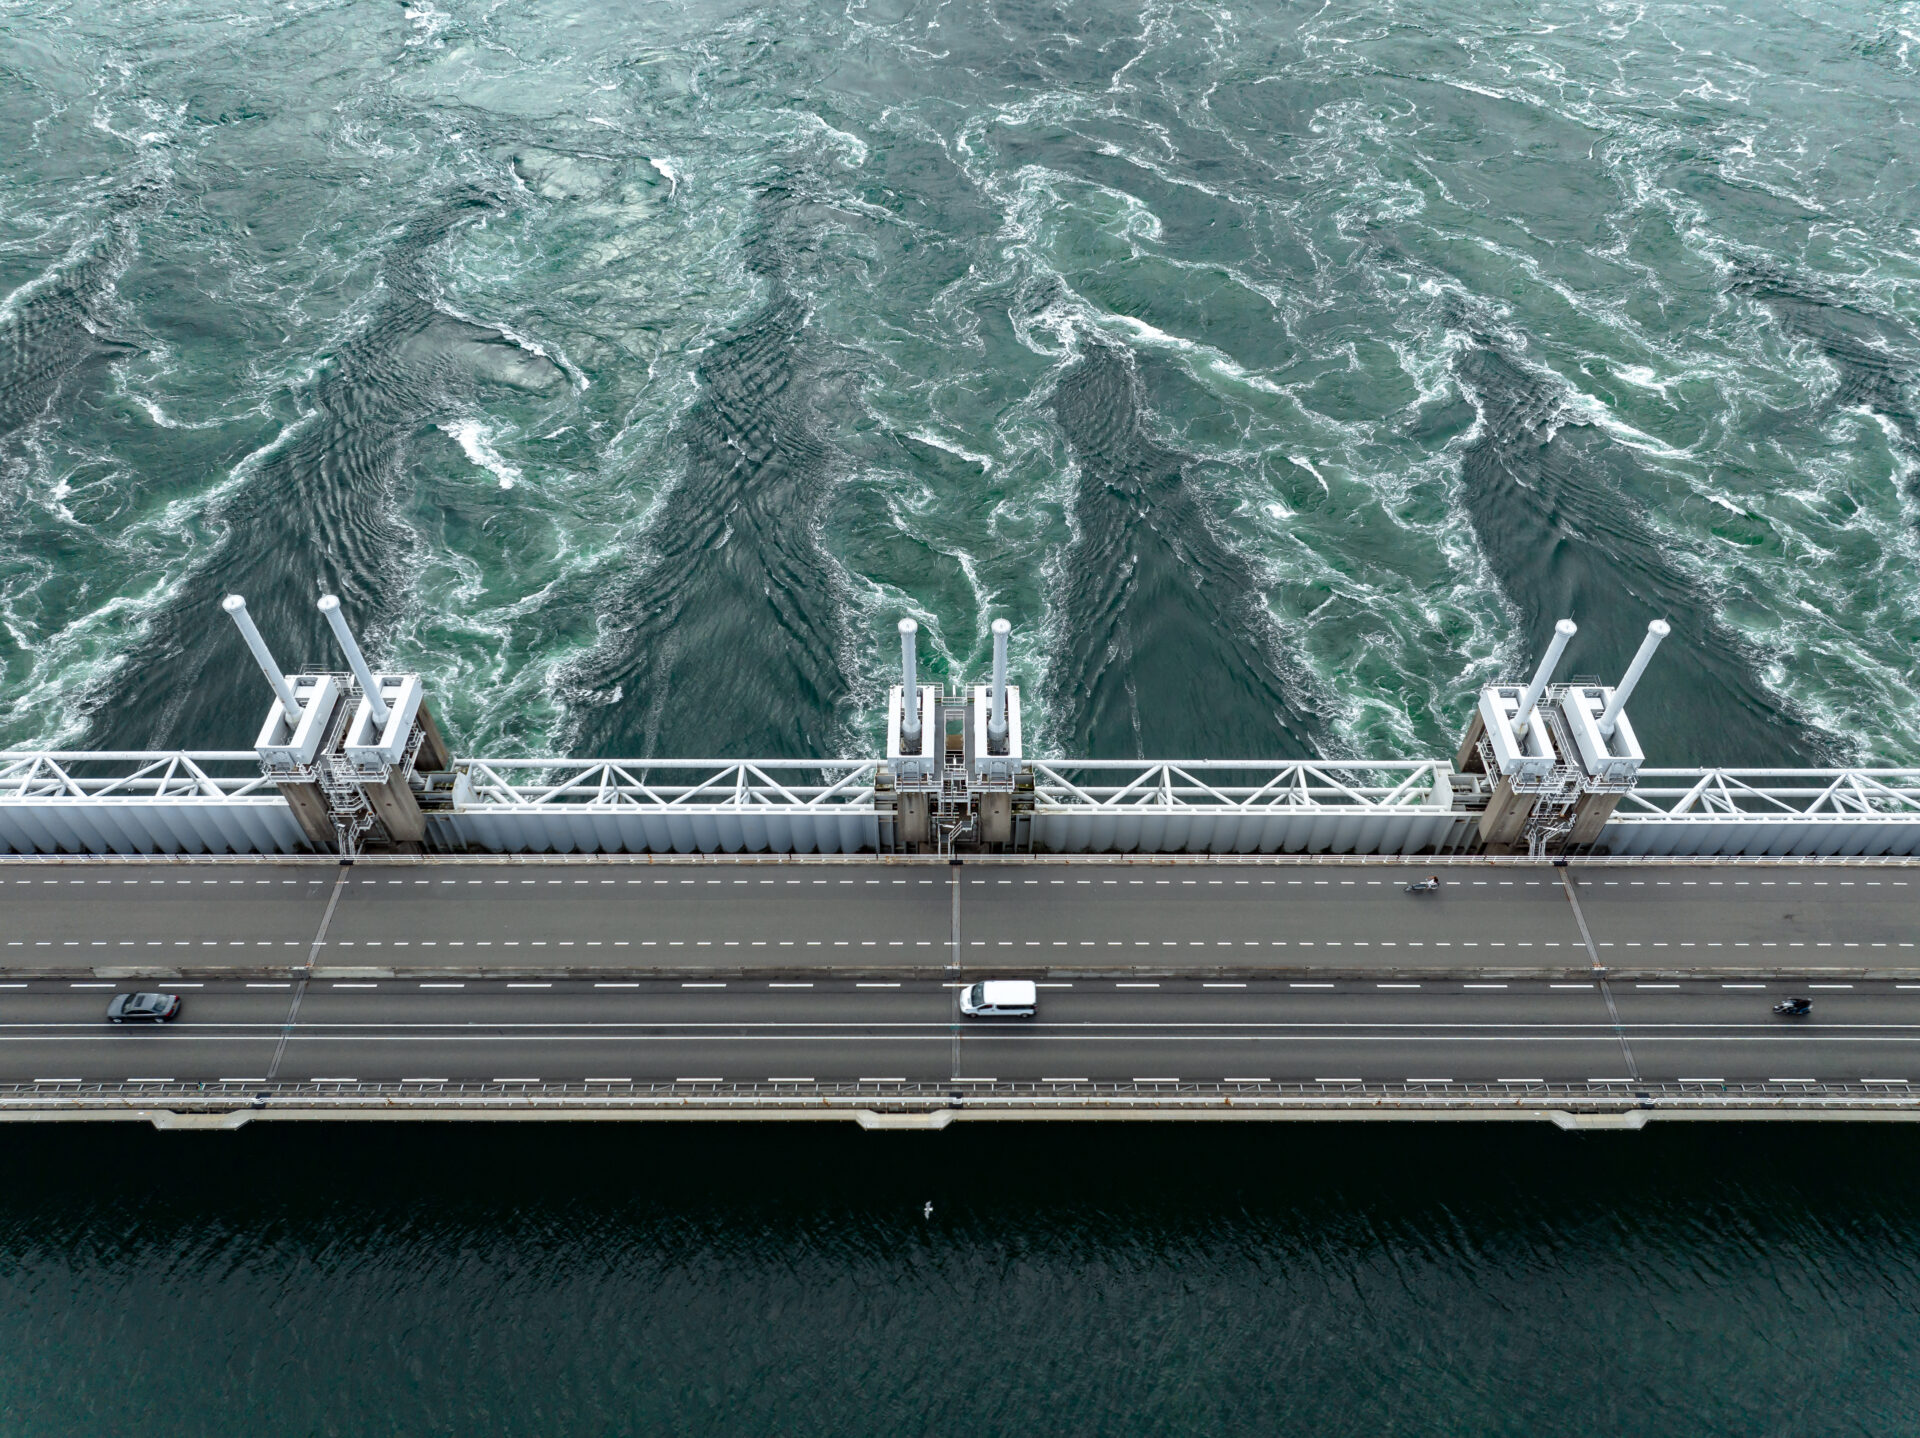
[3,603,1918,859]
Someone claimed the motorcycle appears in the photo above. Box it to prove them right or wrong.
[1405,877,1442,894]
[1772,997,1812,1017]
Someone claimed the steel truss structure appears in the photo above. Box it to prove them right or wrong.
[5,751,1920,856]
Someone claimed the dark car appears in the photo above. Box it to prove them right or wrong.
[107,992,181,1023]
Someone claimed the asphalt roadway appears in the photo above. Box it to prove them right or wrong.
[3,977,1918,1087]
[1,860,1915,977]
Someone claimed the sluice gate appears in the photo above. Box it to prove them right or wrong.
[2,600,1918,859]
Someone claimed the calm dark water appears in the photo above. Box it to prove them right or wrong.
[3,1123,1919,1436]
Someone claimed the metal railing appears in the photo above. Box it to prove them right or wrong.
[1026,760,1451,811]
[453,758,882,810]
[5,1076,1916,1111]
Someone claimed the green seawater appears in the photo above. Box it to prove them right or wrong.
[0,0,1916,763]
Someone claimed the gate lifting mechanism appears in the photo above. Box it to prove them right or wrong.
[223,594,452,855]
[1453,617,1669,856]
[881,616,1028,852]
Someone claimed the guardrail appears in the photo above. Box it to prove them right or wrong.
[4,1077,1916,1112]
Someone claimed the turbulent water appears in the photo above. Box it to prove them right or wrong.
[1,1124,1919,1436]
[0,0,1916,762]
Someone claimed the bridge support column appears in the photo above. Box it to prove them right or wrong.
[277,780,337,849]
[363,776,426,846]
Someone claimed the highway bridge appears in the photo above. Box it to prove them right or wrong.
[2,856,1918,1127]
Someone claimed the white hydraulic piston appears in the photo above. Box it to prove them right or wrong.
[318,595,390,726]
[988,618,1010,748]
[221,595,302,717]
[1513,619,1577,739]
[899,618,920,746]
[1600,619,1670,737]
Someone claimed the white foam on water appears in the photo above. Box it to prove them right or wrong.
[439,420,522,490]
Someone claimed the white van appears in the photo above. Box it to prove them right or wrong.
[960,980,1037,1018]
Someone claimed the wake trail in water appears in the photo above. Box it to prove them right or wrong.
[0,198,144,487]
[1454,343,1831,767]
[92,191,567,749]
[1044,342,1320,759]
[562,191,848,759]
[1734,267,1920,475]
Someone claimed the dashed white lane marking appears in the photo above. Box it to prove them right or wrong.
[1116,982,1160,989]
[1635,983,1680,990]
[681,982,726,989]
[675,1077,724,1084]
[1291,983,1335,989]
[1550,984,1593,989]
[1463,983,1508,989]
[768,982,813,989]
[1376,983,1420,989]
[856,982,901,988]
[1204,983,1247,988]
[247,982,290,989]
[1807,983,1855,990]
[1224,1077,1271,1083]
[69,982,115,989]
[768,1076,815,1083]
[595,983,639,989]
[858,1076,907,1083]
[507,983,552,989]
[584,1077,631,1084]
[1721,983,1766,989]
[1133,1076,1180,1083]
[1041,1077,1088,1083]
[419,983,465,989]
[1315,1077,1363,1084]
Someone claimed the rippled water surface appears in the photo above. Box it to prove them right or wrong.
[1,0,1917,762]
[3,1124,1920,1436]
